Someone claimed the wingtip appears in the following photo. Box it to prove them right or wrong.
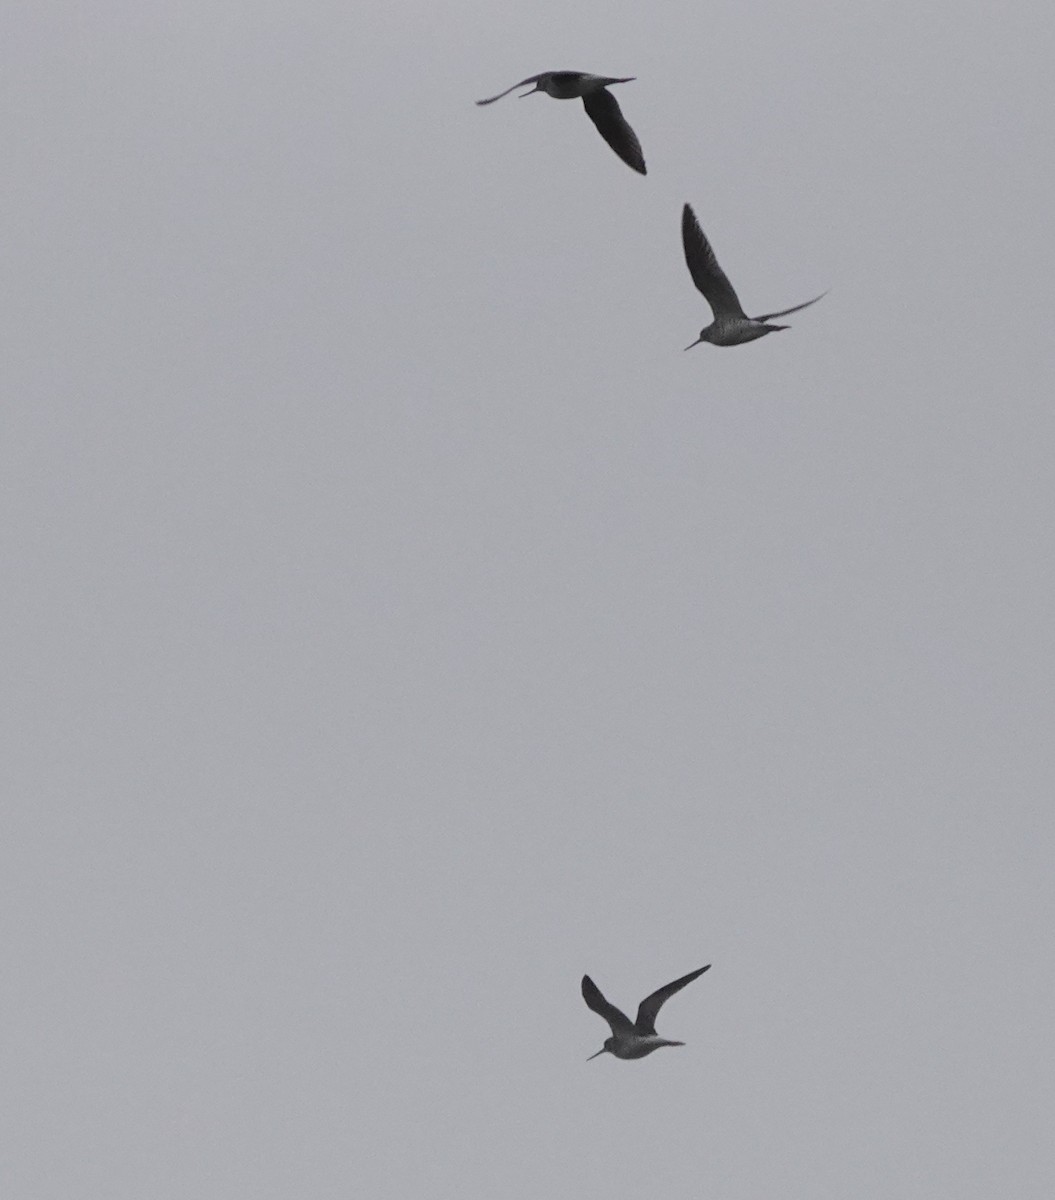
[682,964,712,980]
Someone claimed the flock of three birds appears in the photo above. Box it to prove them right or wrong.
[477,70,825,348]
[474,68,780,1061]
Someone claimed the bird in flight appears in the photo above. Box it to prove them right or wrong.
[476,71,646,175]
[581,965,710,1060]
[681,203,825,348]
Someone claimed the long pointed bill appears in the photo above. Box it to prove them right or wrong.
[683,336,705,351]
[587,1048,608,1060]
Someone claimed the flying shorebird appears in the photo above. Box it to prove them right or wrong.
[681,202,825,348]
[581,965,710,1060]
[475,72,646,175]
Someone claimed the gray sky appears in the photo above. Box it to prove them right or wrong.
[3,1,1054,1197]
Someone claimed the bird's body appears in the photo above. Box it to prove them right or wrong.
[681,203,825,348]
[476,71,646,175]
[596,1031,686,1060]
[513,71,621,101]
[582,965,710,1061]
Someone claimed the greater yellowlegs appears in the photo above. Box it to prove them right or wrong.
[682,203,825,348]
[582,965,710,1060]
[475,72,646,175]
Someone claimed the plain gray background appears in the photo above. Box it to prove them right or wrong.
[3,1,1054,1197]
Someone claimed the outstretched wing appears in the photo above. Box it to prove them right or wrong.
[754,290,828,323]
[581,975,634,1037]
[635,965,710,1035]
[581,89,646,174]
[681,204,744,320]
[475,75,545,105]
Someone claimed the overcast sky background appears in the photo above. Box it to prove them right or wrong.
[3,2,1054,1197]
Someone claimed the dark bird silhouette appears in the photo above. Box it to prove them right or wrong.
[582,965,710,1060]
[681,203,825,348]
[476,71,646,175]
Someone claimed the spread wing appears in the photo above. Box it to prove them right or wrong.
[581,975,634,1037]
[635,965,710,1035]
[755,291,828,322]
[475,75,545,105]
[681,204,744,319]
[582,89,646,174]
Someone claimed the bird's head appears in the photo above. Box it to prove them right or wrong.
[684,328,714,351]
[587,1037,616,1061]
